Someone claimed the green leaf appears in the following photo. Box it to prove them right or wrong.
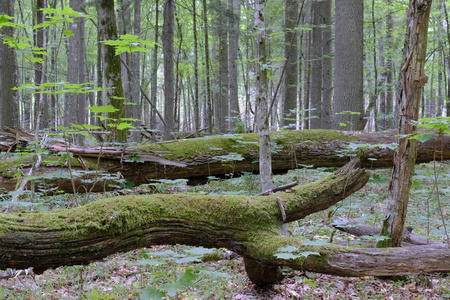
[185,247,215,255]
[62,29,74,37]
[298,251,321,258]
[135,259,166,266]
[302,240,328,246]
[139,287,166,300]
[274,253,299,259]
[116,122,135,130]
[277,246,298,253]
[87,105,119,113]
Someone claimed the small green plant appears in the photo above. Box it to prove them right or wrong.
[336,111,361,131]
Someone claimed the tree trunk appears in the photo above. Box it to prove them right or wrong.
[1,160,449,287]
[385,0,395,128]
[192,0,200,133]
[162,0,175,140]
[254,0,273,192]
[0,0,19,129]
[1,129,450,192]
[282,0,298,129]
[97,0,127,143]
[202,0,213,134]
[65,0,87,129]
[333,0,364,131]
[310,1,322,129]
[321,0,332,130]
[379,0,432,248]
[228,0,241,132]
[150,0,159,130]
[34,0,49,133]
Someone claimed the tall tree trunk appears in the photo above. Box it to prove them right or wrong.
[202,0,213,134]
[282,0,298,129]
[254,0,273,192]
[321,0,332,129]
[192,0,200,133]
[162,0,175,140]
[385,0,395,128]
[34,0,49,133]
[150,0,159,130]
[228,0,241,132]
[131,0,142,136]
[310,1,322,129]
[0,0,19,129]
[333,0,364,131]
[97,0,127,143]
[379,0,432,248]
[65,0,87,130]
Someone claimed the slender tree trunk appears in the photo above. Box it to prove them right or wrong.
[254,0,273,192]
[192,0,200,133]
[310,1,322,129]
[150,0,159,130]
[130,0,141,141]
[333,0,364,131]
[379,0,432,248]
[202,0,213,134]
[282,0,298,129]
[34,0,48,133]
[0,0,19,129]
[228,0,241,132]
[162,0,175,140]
[321,0,332,129]
[386,0,395,128]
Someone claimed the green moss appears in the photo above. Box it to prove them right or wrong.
[133,130,356,160]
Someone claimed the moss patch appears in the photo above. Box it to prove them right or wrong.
[133,130,355,160]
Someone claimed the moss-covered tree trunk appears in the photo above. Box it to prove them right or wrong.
[1,160,449,287]
[1,129,450,193]
[97,0,127,143]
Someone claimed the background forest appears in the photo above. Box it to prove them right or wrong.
[1,0,450,299]
[1,0,449,140]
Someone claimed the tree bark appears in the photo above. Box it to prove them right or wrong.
[310,1,322,129]
[1,129,450,192]
[254,0,273,192]
[65,0,87,129]
[1,160,449,287]
[0,0,19,129]
[97,0,127,143]
[333,0,364,130]
[162,0,175,140]
[379,0,432,247]
[282,0,298,129]
[228,0,241,132]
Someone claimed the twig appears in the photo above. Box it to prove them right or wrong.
[257,181,298,196]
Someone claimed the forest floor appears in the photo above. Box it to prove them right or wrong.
[1,161,449,299]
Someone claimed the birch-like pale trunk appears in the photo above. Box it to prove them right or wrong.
[254,0,273,192]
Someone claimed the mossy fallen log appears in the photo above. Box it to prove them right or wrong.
[1,159,449,286]
[1,130,449,193]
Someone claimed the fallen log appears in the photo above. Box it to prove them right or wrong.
[1,129,450,192]
[332,220,446,247]
[1,159,449,286]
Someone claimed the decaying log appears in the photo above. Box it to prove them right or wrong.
[1,129,450,192]
[332,220,446,247]
[1,159,449,286]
